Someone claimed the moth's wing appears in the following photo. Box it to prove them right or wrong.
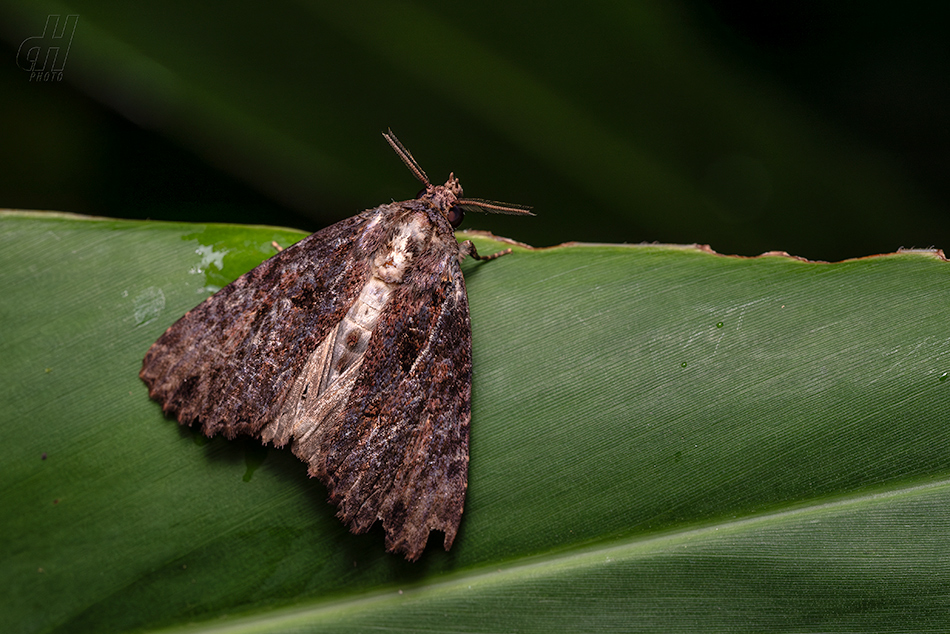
[140,211,388,437]
[291,237,472,561]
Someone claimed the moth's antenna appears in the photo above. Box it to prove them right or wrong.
[383,129,429,186]
[383,129,534,216]
[457,198,535,216]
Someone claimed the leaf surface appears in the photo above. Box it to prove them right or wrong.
[2,211,950,633]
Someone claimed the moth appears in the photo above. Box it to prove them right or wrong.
[140,130,531,561]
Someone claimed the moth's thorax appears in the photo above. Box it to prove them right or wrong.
[423,172,463,217]
[373,212,431,284]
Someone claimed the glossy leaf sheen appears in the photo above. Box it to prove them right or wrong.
[3,212,950,633]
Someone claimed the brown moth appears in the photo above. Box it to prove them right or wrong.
[140,130,531,561]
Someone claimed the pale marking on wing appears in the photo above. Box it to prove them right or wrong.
[260,212,432,449]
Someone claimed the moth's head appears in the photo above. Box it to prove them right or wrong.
[419,174,466,228]
[383,129,534,229]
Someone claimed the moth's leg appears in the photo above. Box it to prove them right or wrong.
[458,240,512,263]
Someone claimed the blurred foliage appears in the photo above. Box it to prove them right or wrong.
[0,1,947,260]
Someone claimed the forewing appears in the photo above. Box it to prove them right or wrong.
[140,211,388,437]
[293,238,472,561]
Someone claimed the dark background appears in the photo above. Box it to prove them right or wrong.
[0,1,947,261]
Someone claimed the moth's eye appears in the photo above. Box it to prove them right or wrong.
[447,205,465,228]
[416,188,428,199]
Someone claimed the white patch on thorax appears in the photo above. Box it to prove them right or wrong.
[327,213,430,383]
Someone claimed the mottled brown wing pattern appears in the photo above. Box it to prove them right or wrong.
[142,130,530,561]
[140,211,386,437]
[141,203,473,561]
[295,239,472,560]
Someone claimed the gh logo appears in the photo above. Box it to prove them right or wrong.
[17,15,79,81]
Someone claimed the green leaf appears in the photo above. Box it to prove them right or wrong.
[3,211,950,633]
